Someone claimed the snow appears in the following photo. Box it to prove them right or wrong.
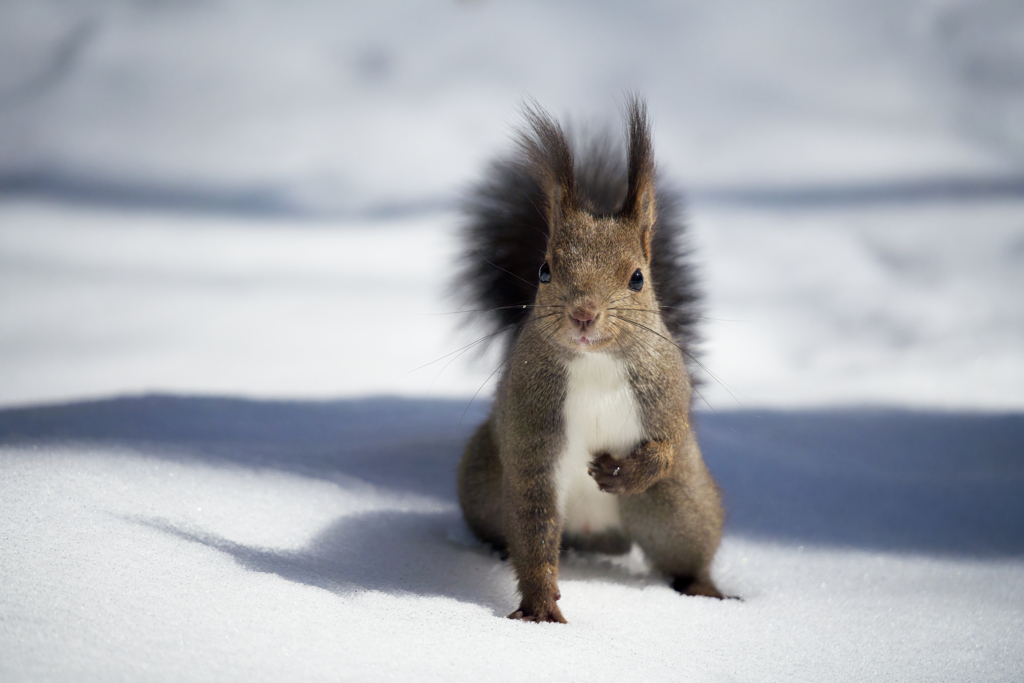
[2,0,1022,211]
[3,199,1021,410]
[2,400,1022,681]
[2,0,1023,681]
[692,199,1024,410]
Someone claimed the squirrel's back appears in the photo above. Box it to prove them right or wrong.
[456,106,702,363]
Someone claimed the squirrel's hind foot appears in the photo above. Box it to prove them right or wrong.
[671,576,733,600]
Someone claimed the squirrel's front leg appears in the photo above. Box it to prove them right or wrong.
[503,472,566,623]
[588,439,673,495]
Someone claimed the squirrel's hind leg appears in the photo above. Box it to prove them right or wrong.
[619,440,726,599]
[457,418,506,550]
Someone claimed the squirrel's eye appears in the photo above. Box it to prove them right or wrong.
[628,269,644,291]
[538,262,551,283]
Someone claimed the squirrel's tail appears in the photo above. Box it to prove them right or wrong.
[454,97,702,360]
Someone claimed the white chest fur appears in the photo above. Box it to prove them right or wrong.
[554,352,644,535]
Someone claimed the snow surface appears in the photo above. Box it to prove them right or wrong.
[2,0,1023,681]
[3,204,1022,683]
[2,199,1022,410]
[2,399,1023,681]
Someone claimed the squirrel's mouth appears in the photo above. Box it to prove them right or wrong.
[572,333,606,349]
[563,317,610,350]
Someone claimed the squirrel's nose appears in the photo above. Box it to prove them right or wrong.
[570,305,598,328]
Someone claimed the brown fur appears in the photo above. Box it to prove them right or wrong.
[456,97,724,623]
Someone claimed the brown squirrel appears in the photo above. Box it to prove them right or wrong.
[455,96,724,623]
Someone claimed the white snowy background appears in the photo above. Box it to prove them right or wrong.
[1,1,1023,681]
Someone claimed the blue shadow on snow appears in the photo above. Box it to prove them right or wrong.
[1,394,1022,557]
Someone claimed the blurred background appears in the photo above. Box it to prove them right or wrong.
[1,0,1023,410]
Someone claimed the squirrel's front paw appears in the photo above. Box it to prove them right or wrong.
[588,452,639,495]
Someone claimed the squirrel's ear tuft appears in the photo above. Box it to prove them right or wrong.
[621,94,656,260]
[516,100,577,236]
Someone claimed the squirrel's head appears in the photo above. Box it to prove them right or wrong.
[522,96,662,354]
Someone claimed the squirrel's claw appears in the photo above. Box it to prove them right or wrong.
[508,604,567,624]
[588,452,635,494]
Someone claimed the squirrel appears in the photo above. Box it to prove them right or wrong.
[455,96,725,623]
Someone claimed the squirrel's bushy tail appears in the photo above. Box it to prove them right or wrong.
[455,97,701,361]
